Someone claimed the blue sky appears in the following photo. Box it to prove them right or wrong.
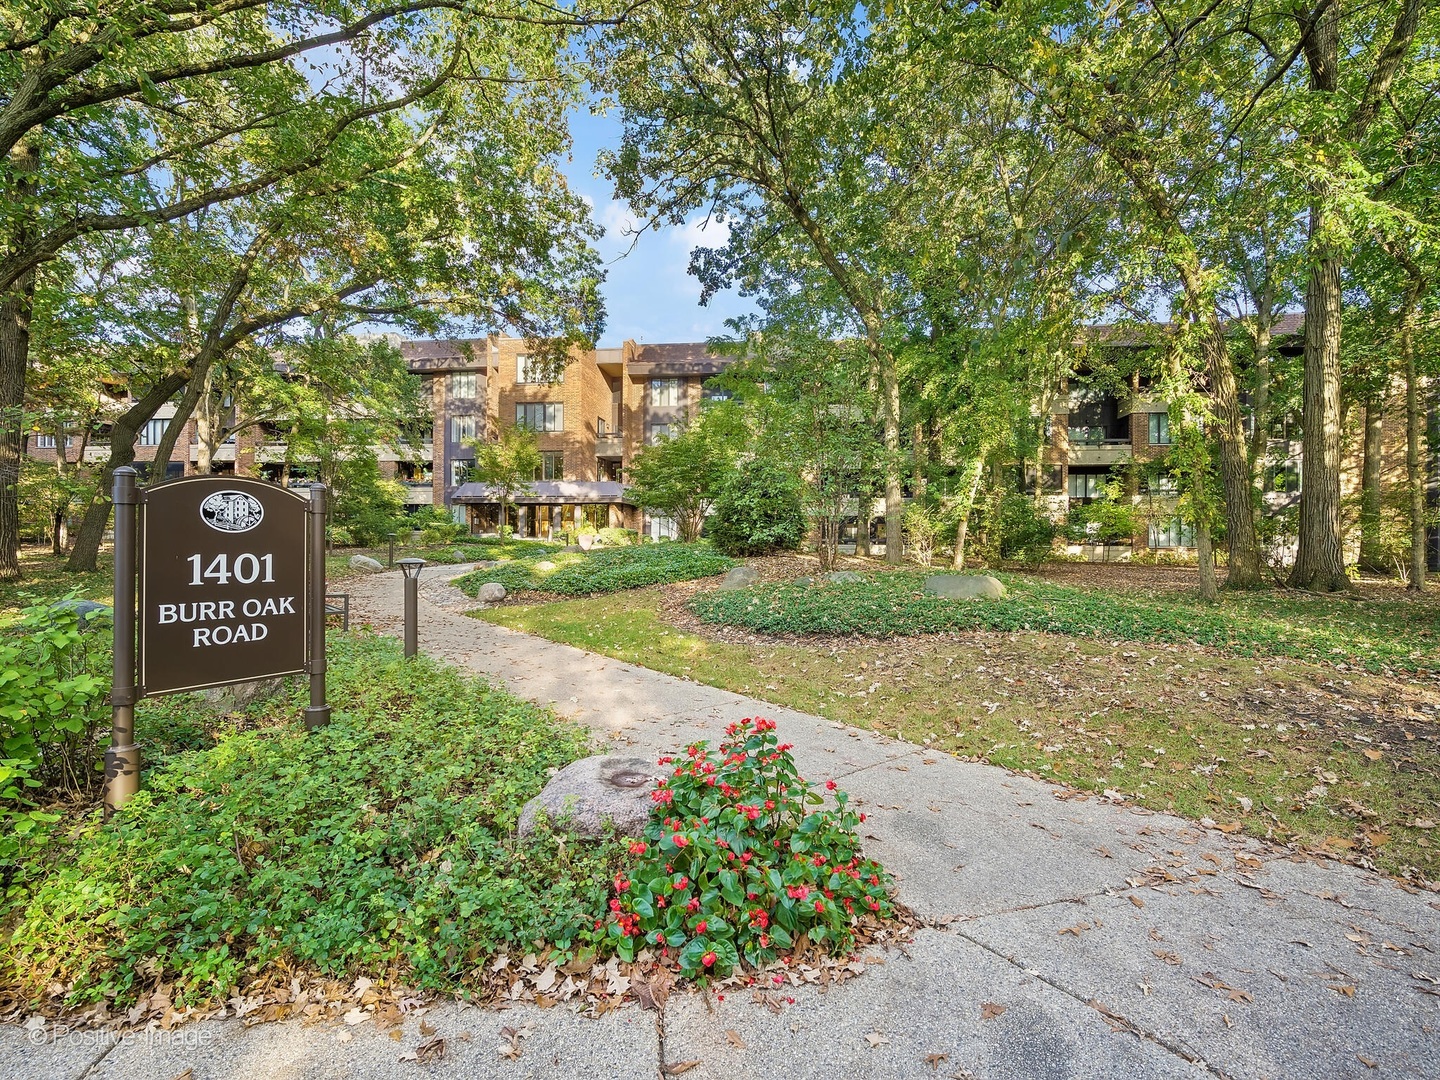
[565,107,756,347]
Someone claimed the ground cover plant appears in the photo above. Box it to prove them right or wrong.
[474,575,1440,885]
[687,572,1440,674]
[2,632,624,1009]
[453,541,735,598]
[604,717,895,976]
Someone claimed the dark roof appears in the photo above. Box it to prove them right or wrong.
[629,342,734,376]
[451,480,634,505]
[402,338,489,373]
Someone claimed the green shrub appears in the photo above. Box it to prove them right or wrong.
[706,460,806,556]
[598,527,637,547]
[5,632,621,1007]
[687,572,1438,671]
[326,526,355,547]
[454,543,735,597]
[601,718,894,976]
[0,598,111,794]
[998,494,1057,565]
[1,756,61,898]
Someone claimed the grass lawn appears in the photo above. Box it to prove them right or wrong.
[473,569,1440,885]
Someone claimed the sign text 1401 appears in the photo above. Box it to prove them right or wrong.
[186,552,276,586]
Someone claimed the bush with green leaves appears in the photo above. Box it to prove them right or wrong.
[706,460,806,556]
[5,633,623,1007]
[998,494,1057,565]
[597,526,637,547]
[687,572,1437,671]
[601,718,894,977]
[454,543,735,598]
[0,598,111,794]
[1,756,60,898]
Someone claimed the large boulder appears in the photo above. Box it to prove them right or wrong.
[717,565,760,591]
[823,571,864,585]
[348,554,384,572]
[477,582,507,603]
[534,560,558,572]
[449,549,470,564]
[518,755,659,839]
[923,573,1007,601]
[49,598,112,631]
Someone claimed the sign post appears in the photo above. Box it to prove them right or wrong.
[104,471,328,813]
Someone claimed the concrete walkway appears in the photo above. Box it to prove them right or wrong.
[8,564,1439,1080]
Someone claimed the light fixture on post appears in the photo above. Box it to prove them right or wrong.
[397,558,425,658]
[387,531,398,567]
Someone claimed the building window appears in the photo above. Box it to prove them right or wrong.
[648,422,675,445]
[1148,518,1195,548]
[516,355,559,384]
[1148,412,1172,445]
[701,379,732,402]
[450,415,478,443]
[33,434,56,449]
[650,378,682,407]
[138,419,167,446]
[1067,424,1105,445]
[1264,462,1301,493]
[1144,473,1179,496]
[536,451,564,481]
[1067,471,1105,500]
[449,372,478,399]
[450,457,473,486]
[516,402,563,431]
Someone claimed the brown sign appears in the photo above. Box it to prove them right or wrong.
[139,477,310,695]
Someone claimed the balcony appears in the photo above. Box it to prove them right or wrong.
[1067,429,1131,466]
[402,480,434,505]
[596,431,623,458]
[1118,394,1164,419]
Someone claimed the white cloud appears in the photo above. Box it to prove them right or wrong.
[670,214,729,251]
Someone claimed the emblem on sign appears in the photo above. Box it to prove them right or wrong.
[199,490,265,533]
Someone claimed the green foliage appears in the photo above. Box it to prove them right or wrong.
[5,633,621,1007]
[421,521,466,545]
[454,544,735,598]
[601,719,894,976]
[0,756,61,898]
[469,424,541,528]
[625,409,743,543]
[597,527,637,547]
[0,598,111,794]
[707,460,806,557]
[688,573,1439,672]
[997,495,1057,565]
[902,502,945,567]
[1062,484,1139,547]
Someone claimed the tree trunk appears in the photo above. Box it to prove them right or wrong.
[875,334,903,565]
[66,372,188,572]
[950,457,984,569]
[1290,2,1350,592]
[1359,398,1386,573]
[1196,518,1218,601]
[0,135,38,581]
[1289,253,1349,591]
[1199,317,1263,588]
[1401,280,1426,590]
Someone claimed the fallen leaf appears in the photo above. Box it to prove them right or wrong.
[402,1036,444,1065]
[1358,1055,1378,1068]
[1331,984,1357,997]
[1235,853,1263,869]
[1362,748,1383,762]
[865,1031,891,1048]
[980,1002,1007,1020]
[1152,950,1183,966]
[923,1051,949,1070]
[725,1029,746,1049]
[661,1061,702,1075]
[171,1072,193,1080]
[1129,896,1145,909]
[342,1007,367,1026]
[388,1029,402,1043]
[1412,819,1436,830]
[1213,821,1243,834]
[419,1020,437,1036]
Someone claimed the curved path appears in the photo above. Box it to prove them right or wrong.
[11,564,1438,1080]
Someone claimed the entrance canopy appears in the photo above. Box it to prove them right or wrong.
[450,480,634,506]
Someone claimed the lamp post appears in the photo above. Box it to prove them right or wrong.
[397,558,425,658]
[387,531,397,567]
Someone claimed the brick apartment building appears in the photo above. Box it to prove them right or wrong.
[404,336,734,539]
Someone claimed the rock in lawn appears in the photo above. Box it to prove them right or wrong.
[534,560,558,572]
[823,571,864,584]
[348,555,384,572]
[518,755,660,838]
[477,582,507,603]
[450,549,470,563]
[49,598,112,630]
[718,565,760,590]
[923,573,1006,600]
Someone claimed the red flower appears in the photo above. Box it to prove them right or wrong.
[672,833,689,848]
[702,951,717,967]
[825,779,837,791]
[814,899,825,913]
[629,841,648,855]
[786,885,809,900]
[696,920,708,933]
